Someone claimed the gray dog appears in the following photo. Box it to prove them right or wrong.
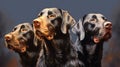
[72,13,112,67]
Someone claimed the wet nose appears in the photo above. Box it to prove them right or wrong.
[5,34,12,41]
[33,20,40,28]
[104,22,112,30]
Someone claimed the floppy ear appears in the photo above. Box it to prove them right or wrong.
[72,19,85,40]
[61,10,76,34]
[33,24,38,46]
[34,35,38,46]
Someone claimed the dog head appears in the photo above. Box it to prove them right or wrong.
[33,8,76,41]
[4,23,34,53]
[72,13,112,43]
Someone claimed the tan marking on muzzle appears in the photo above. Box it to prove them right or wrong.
[33,17,42,29]
[5,33,19,46]
[4,34,12,41]
[34,17,48,28]
[33,17,54,40]
[5,32,27,53]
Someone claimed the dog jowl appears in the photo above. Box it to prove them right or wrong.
[4,23,39,67]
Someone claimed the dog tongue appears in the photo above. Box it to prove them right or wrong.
[93,36,100,43]
[21,47,26,53]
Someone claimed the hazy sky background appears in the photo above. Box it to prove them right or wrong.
[0,0,120,67]
[0,0,119,24]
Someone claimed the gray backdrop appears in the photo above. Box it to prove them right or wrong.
[0,0,119,67]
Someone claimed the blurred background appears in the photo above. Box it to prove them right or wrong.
[0,0,120,67]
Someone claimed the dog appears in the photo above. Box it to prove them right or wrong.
[4,23,41,67]
[33,8,84,67]
[72,13,112,67]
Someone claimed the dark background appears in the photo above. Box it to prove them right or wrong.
[0,0,120,67]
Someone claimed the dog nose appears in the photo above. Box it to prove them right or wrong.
[104,22,112,30]
[5,35,12,41]
[33,20,40,28]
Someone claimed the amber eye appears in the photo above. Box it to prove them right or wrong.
[21,29,27,32]
[49,14,56,18]
[90,18,96,21]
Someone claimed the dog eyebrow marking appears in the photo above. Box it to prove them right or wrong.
[19,25,26,33]
[48,11,53,15]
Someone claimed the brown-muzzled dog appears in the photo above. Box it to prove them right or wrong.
[33,8,84,67]
[4,23,41,67]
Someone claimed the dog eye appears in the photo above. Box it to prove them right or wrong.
[49,14,56,18]
[12,27,17,32]
[38,12,44,17]
[90,18,96,21]
[102,17,107,21]
[21,29,27,32]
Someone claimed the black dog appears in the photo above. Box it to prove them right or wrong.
[33,8,84,67]
[72,13,112,67]
[4,23,41,67]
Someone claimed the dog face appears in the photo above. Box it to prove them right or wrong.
[4,23,34,53]
[33,8,76,40]
[72,13,112,43]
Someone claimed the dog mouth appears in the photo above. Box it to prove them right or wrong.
[6,40,27,53]
[35,29,55,40]
[7,44,15,51]
[93,32,112,43]
[103,32,112,41]
[36,30,44,40]
[7,44,26,53]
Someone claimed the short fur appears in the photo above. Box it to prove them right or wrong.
[33,8,84,67]
[4,23,41,67]
[72,13,112,67]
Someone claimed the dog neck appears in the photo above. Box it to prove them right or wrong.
[80,33,104,67]
[38,32,76,66]
[18,46,40,67]
[18,39,40,67]
[43,32,71,57]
